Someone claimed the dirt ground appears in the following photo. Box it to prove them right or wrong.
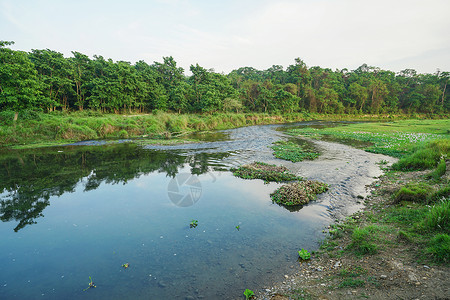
[256,171,450,300]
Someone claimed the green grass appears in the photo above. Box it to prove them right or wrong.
[287,119,449,158]
[348,225,381,255]
[231,161,301,183]
[0,111,321,148]
[425,233,450,263]
[421,199,450,233]
[270,140,320,162]
[392,182,433,204]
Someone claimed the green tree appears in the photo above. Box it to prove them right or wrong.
[0,41,41,120]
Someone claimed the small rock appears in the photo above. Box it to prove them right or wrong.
[265,289,271,292]
[284,275,289,279]
[423,265,430,269]
[380,275,388,279]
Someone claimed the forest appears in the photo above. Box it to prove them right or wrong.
[1,41,449,116]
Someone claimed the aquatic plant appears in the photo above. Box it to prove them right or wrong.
[298,248,311,260]
[236,225,240,231]
[122,263,129,269]
[270,140,320,162]
[243,288,254,299]
[83,276,96,291]
[270,180,329,206]
[190,219,198,228]
[231,161,301,183]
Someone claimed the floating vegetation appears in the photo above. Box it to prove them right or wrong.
[271,180,329,206]
[235,225,240,231]
[270,140,320,162]
[83,276,96,291]
[122,263,129,269]
[231,161,301,183]
[298,248,311,260]
[190,219,198,228]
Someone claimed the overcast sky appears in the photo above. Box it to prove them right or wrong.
[1,0,449,74]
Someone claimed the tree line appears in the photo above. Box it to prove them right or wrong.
[1,41,448,116]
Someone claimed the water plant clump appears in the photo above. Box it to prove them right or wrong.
[270,140,320,162]
[298,248,311,260]
[190,219,198,228]
[270,180,329,206]
[243,288,255,299]
[231,161,301,183]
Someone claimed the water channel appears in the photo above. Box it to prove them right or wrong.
[0,121,396,299]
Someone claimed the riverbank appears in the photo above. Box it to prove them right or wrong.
[0,111,432,149]
[257,168,450,300]
[254,123,449,300]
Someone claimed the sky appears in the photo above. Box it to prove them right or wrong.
[1,0,449,74]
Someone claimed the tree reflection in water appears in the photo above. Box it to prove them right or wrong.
[0,143,228,232]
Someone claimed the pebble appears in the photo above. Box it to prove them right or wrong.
[380,275,387,279]
[284,275,289,279]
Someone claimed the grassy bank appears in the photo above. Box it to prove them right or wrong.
[266,121,450,299]
[288,119,450,157]
[0,110,437,149]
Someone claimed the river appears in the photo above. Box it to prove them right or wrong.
[0,121,395,299]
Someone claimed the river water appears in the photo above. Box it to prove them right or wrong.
[0,121,395,299]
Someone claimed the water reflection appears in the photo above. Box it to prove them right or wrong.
[0,144,228,232]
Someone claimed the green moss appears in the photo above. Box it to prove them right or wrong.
[231,162,301,183]
[270,140,320,162]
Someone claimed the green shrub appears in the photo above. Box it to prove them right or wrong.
[393,182,433,204]
[425,233,450,263]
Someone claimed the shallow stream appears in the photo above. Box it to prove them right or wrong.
[0,121,396,299]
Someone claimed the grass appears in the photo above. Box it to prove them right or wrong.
[231,161,301,183]
[270,180,328,206]
[270,140,320,162]
[0,111,322,148]
[421,199,450,233]
[392,182,433,204]
[425,233,450,263]
[287,119,449,158]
